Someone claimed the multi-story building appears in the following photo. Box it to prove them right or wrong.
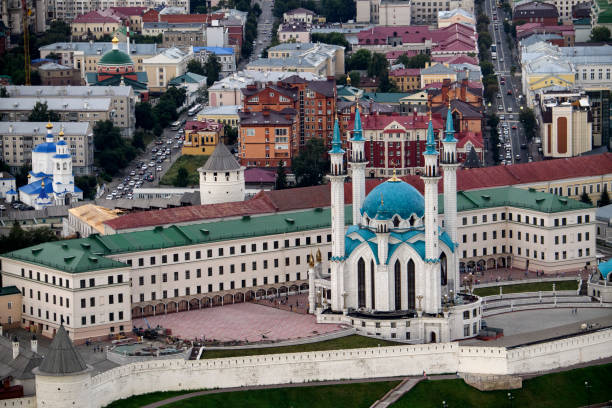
[162,29,206,48]
[182,120,225,155]
[192,46,236,75]
[142,21,204,36]
[357,0,413,25]
[196,105,241,126]
[39,42,159,79]
[241,76,336,153]
[207,70,324,107]
[540,91,593,158]
[63,204,123,238]
[238,108,298,167]
[278,22,311,43]
[142,47,192,93]
[389,68,421,91]
[513,1,559,24]
[420,63,457,88]
[52,0,184,21]
[247,43,345,77]
[428,78,483,109]
[1,0,45,35]
[513,0,582,23]
[71,10,123,40]
[0,286,21,328]
[3,85,136,137]
[411,0,475,24]
[0,122,94,175]
[283,7,316,24]
[0,179,596,341]
[34,63,82,86]
[437,8,475,28]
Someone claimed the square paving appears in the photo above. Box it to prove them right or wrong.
[133,302,344,342]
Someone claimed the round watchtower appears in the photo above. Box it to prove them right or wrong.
[198,143,245,205]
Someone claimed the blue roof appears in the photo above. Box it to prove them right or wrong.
[361,179,424,221]
[440,230,455,253]
[598,259,612,279]
[6,189,17,195]
[19,177,53,196]
[29,171,52,178]
[443,106,457,143]
[33,142,57,153]
[56,140,67,146]
[329,118,344,154]
[352,106,364,142]
[193,46,234,55]
[424,118,438,155]
[53,154,71,159]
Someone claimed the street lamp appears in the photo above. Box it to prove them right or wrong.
[585,381,592,406]
[442,401,448,408]
[507,392,515,408]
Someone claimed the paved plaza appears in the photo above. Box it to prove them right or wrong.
[133,301,345,343]
[463,308,612,347]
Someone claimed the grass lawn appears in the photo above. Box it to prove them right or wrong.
[159,155,208,186]
[162,381,400,408]
[473,280,578,297]
[201,335,402,359]
[393,363,612,408]
[105,390,195,408]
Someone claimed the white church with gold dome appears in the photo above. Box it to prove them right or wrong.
[308,107,482,343]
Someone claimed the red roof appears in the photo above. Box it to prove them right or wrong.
[432,54,479,65]
[110,6,147,16]
[456,132,484,148]
[386,50,417,59]
[347,113,443,131]
[245,168,276,184]
[104,153,612,231]
[73,11,121,23]
[160,13,225,23]
[389,68,421,77]
[142,9,159,22]
[185,120,222,131]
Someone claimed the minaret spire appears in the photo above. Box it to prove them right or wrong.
[420,109,441,315]
[328,116,347,312]
[349,103,367,226]
[441,100,460,295]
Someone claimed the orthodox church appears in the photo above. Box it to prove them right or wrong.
[85,36,149,101]
[308,106,482,343]
[19,123,83,209]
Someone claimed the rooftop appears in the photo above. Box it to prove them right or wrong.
[5,85,132,98]
[285,7,316,15]
[209,70,323,91]
[0,122,90,136]
[198,105,241,116]
[68,204,123,235]
[0,286,20,296]
[199,143,241,172]
[37,325,88,375]
[39,42,158,56]
[0,98,111,112]
[238,108,297,125]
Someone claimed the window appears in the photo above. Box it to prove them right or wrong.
[185,252,190,261]
[174,272,179,281]
[89,297,95,307]
[162,273,167,282]
[81,298,86,308]
[150,256,156,265]
[162,255,167,263]
[118,294,123,303]
[109,295,114,304]
[173,254,179,262]
[138,276,144,286]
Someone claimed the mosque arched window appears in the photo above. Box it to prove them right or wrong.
[407,259,415,310]
[394,260,402,310]
[357,258,366,308]
[370,259,375,308]
[392,216,400,228]
[440,252,448,286]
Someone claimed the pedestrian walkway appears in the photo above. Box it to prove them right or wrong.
[369,378,423,408]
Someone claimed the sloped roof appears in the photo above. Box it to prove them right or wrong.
[199,143,241,171]
[0,336,42,380]
[462,146,483,168]
[37,325,88,375]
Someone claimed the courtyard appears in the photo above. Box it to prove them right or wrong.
[133,300,345,343]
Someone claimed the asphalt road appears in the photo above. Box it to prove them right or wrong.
[483,0,542,166]
[238,0,275,71]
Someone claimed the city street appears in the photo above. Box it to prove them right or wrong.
[482,0,540,166]
[238,0,274,70]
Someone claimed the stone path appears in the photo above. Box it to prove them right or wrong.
[369,378,424,408]
[133,302,343,342]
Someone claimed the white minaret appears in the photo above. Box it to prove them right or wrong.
[328,117,347,312]
[421,113,442,315]
[350,104,367,225]
[308,253,316,314]
[441,104,460,295]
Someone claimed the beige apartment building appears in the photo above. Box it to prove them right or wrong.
[0,122,94,175]
[0,185,595,341]
[541,96,593,159]
[143,47,192,93]
[4,86,136,137]
[0,286,21,328]
[0,98,111,129]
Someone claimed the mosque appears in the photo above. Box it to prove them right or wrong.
[309,106,482,343]
[18,122,82,209]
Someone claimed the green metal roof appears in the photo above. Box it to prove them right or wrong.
[99,49,133,66]
[363,92,414,104]
[0,285,20,296]
[2,207,351,274]
[2,187,591,274]
[438,187,593,214]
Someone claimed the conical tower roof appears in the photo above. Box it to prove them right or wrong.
[37,325,88,375]
[199,143,241,172]
[463,146,482,168]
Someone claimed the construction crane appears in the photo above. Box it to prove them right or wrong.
[22,0,31,85]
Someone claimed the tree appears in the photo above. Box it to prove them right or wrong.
[132,129,146,150]
[519,107,537,141]
[93,120,136,176]
[311,32,350,49]
[275,161,288,190]
[15,164,30,187]
[479,60,495,78]
[367,53,388,78]
[187,59,206,76]
[292,138,329,187]
[135,102,155,130]
[75,175,98,200]
[580,191,593,205]
[396,53,430,69]
[600,189,611,207]
[223,125,238,145]
[0,222,59,254]
[174,167,190,187]
[590,26,611,42]
[349,71,361,87]
[346,49,371,71]
[204,55,222,86]
[0,87,7,97]
[28,102,60,122]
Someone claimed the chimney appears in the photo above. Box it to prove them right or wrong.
[12,337,19,359]
[442,79,450,103]
[127,26,131,55]
[31,335,38,354]
[461,78,468,101]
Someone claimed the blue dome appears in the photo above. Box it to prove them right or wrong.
[33,142,56,153]
[56,140,67,146]
[361,179,425,221]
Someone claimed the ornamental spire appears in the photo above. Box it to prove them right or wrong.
[329,116,344,154]
[424,111,438,155]
[352,104,364,142]
[444,101,457,143]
